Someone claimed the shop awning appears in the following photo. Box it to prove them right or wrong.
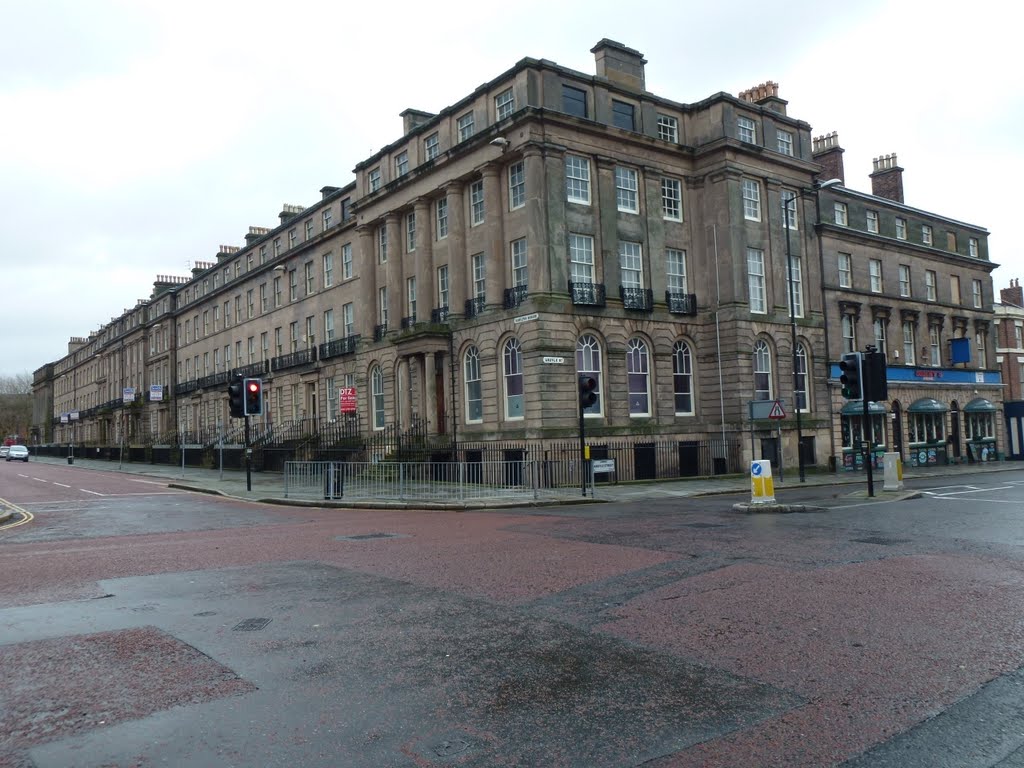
[908,397,948,413]
[964,397,997,413]
[840,400,888,415]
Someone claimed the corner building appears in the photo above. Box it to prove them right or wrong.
[37,40,1001,477]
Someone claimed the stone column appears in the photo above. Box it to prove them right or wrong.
[385,213,402,326]
[414,198,433,318]
[524,146,551,293]
[357,226,376,336]
[446,182,467,313]
[482,164,505,307]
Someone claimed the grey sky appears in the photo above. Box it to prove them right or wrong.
[2,0,1020,378]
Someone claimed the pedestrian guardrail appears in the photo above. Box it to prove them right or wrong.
[283,460,594,503]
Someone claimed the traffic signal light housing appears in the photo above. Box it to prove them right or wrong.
[243,378,264,416]
[864,351,888,402]
[839,352,863,400]
[228,376,245,418]
[578,375,597,409]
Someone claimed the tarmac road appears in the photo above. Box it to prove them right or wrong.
[2,459,1024,767]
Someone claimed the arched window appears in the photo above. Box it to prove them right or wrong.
[464,346,482,423]
[576,334,603,416]
[503,338,524,419]
[796,341,809,412]
[754,340,772,401]
[371,365,385,429]
[626,338,650,416]
[672,340,693,415]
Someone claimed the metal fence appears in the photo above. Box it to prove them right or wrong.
[283,459,594,503]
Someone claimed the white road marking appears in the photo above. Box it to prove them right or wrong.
[923,485,1014,498]
[32,477,49,483]
[53,482,71,488]
[79,489,105,496]
[128,479,167,486]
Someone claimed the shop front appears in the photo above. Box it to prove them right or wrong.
[963,397,999,462]
[907,397,948,467]
[840,400,888,471]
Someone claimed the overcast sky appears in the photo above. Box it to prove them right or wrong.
[1,0,1020,380]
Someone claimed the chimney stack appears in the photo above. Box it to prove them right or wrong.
[279,204,304,224]
[245,226,270,245]
[1001,279,1024,308]
[738,81,787,115]
[592,39,647,91]
[400,108,435,135]
[812,132,845,185]
[870,153,905,203]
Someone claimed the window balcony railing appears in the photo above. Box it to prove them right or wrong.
[198,371,230,390]
[270,347,316,372]
[569,281,606,307]
[234,360,269,378]
[401,315,417,330]
[174,379,199,396]
[620,286,653,311]
[503,285,528,310]
[666,291,698,316]
[431,306,450,324]
[465,296,486,319]
[374,323,389,342]
[319,334,360,361]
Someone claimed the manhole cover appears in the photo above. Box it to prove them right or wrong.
[852,536,911,546]
[335,532,405,541]
[433,738,471,757]
[233,618,272,631]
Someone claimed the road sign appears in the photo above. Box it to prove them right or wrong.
[768,400,786,419]
[542,356,564,364]
[592,459,615,473]
[749,399,786,420]
[339,387,357,414]
[514,313,539,324]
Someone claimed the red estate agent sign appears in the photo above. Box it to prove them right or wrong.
[339,387,357,414]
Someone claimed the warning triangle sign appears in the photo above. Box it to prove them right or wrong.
[768,400,786,419]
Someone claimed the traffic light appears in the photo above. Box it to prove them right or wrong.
[243,378,264,416]
[838,352,863,400]
[578,375,598,409]
[227,376,245,418]
[864,351,888,402]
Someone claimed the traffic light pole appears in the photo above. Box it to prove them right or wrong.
[862,389,874,497]
[862,345,877,498]
[578,403,586,498]
[244,414,252,492]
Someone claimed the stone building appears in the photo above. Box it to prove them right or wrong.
[34,40,1002,477]
[995,280,1024,459]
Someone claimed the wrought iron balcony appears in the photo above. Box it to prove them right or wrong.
[319,334,360,360]
[431,306,450,324]
[620,286,653,311]
[198,371,230,390]
[569,281,606,307]
[666,291,698,316]
[503,285,528,309]
[270,347,317,372]
[235,361,269,378]
[374,323,389,342]
[401,315,417,330]
[465,296,486,319]
[174,379,199,396]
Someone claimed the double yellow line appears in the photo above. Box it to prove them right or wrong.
[0,498,33,530]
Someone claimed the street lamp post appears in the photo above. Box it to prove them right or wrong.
[782,178,841,483]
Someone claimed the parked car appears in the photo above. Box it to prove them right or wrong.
[6,445,28,462]
[0,446,9,458]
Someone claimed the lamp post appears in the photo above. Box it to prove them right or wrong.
[782,178,841,482]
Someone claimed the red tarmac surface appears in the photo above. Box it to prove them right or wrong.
[4,462,1024,766]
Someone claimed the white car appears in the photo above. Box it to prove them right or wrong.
[6,445,28,462]
[0,446,8,458]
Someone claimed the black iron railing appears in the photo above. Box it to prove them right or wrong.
[235,361,269,378]
[401,315,417,330]
[465,296,486,319]
[271,347,316,372]
[620,286,653,311]
[198,372,230,389]
[374,324,389,342]
[174,380,199,396]
[569,281,606,307]
[431,307,450,324]
[319,335,360,360]
[503,285,528,309]
[666,291,698,316]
